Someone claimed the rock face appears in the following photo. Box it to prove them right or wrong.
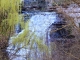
[48,21,67,42]
[22,0,46,11]
[24,0,38,6]
[56,3,80,27]
[48,3,80,60]
[47,20,79,60]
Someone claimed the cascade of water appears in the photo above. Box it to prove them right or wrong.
[7,12,59,60]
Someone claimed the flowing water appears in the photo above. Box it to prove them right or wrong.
[6,12,63,60]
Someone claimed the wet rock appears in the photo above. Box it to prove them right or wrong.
[66,35,75,39]
[68,3,79,8]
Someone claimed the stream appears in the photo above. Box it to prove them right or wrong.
[6,11,63,60]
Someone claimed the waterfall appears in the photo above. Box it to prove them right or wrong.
[7,12,59,60]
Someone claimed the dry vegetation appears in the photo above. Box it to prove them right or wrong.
[48,2,80,60]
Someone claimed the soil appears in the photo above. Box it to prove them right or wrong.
[0,35,9,60]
